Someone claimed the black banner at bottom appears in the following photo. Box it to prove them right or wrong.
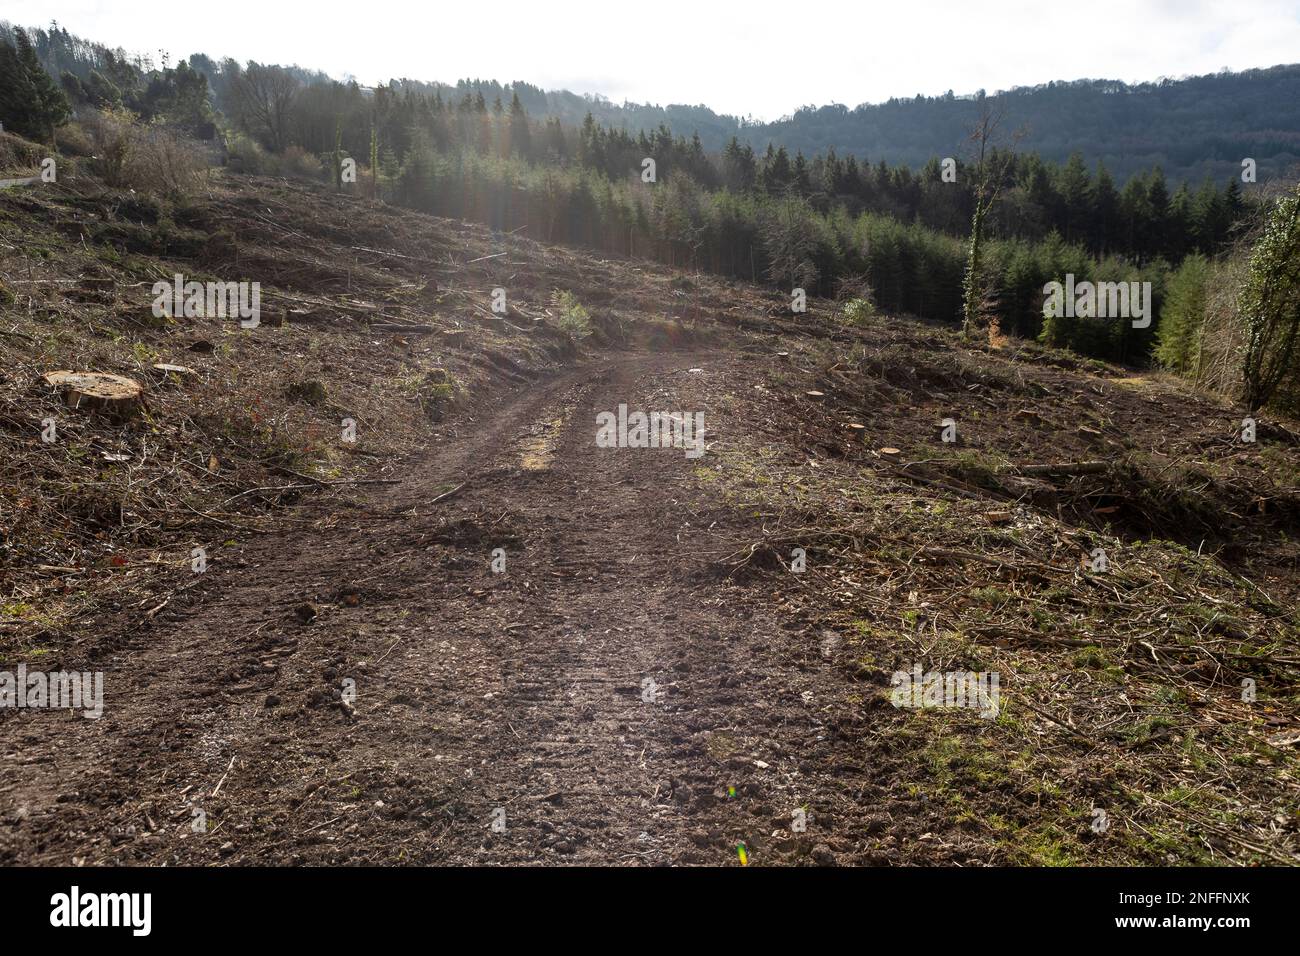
[1,865,1284,941]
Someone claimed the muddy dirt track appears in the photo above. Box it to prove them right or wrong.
[2,349,905,866]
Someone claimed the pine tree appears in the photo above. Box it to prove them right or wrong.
[508,92,531,160]
[1145,167,1170,258]
[1058,152,1091,244]
[0,28,71,141]
[1155,254,1209,374]
[1090,162,1119,254]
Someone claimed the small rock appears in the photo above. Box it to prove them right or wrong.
[810,844,836,866]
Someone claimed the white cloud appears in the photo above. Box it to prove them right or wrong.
[19,0,1300,119]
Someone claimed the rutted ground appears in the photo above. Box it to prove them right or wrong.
[0,351,906,865]
[3,171,1299,866]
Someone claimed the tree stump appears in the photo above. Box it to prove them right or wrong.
[42,371,143,417]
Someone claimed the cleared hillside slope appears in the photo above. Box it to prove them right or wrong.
[1,170,1298,865]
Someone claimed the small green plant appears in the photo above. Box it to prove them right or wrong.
[551,289,592,338]
[842,297,876,324]
[1072,645,1108,669]
[970,586,1012,608]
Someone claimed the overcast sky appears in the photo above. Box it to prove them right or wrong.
[12,0,1300,120]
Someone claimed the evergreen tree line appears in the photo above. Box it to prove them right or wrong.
[282,82,1248,366]
[0,21,1269,370]
[0,23,214,137]
[209,66,1250,268]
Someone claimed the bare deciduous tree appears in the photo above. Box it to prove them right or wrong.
[961,96,1021,340]
[230,63,300,153]
[763,192,820,293]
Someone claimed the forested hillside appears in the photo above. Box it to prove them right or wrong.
[7,20,1299,185]
[2,19,1267,371]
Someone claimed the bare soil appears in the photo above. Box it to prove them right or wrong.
[2,171,1298,866]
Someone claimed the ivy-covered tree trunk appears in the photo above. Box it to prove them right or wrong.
[369,126,379,200]
[332,120,342,193]
[1240,186,1300,411]
[962,202,986,339]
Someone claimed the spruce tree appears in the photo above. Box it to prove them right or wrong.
[508,92,530,160]
[1090,162,1118,253]
[1155,254,1209,374]
[1058,152,1091,244]
[0,28,70,142]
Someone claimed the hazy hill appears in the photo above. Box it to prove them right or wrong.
[8,19,1299,184]
[363,68,1300,184]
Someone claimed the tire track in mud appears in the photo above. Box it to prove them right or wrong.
[2,350,868,866]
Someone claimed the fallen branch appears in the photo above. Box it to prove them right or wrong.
[429,482,467,506]
[211,755,236,797]
[1002,461,1110,478]
[369,323,434,333]
[348,244,440,265]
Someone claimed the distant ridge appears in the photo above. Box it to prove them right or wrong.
[7,18,1298,183]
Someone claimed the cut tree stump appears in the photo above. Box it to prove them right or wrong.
[805,391,825,402]
[42,371,142,417]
